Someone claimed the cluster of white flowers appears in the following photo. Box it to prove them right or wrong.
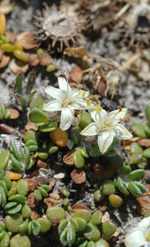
[124,217,150,247]
[43,74,132,154]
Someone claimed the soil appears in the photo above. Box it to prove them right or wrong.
[0,0,150,247]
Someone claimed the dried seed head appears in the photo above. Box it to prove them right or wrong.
[116,2,150,49]
[78,0,124,33]
[33,3,84,52]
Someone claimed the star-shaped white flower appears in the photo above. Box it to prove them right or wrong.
[43,75,89,131]
[124,217,150,247]
[80,107,133,154]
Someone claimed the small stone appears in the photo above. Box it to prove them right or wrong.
[71,169,86,184]
[136,197,150,215]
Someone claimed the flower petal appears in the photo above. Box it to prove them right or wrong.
[124,228,146,247]
[115,124,133,140]
[80,123,98,136]
[109,108,127,121]
[43,100,62,111]
[95,109,107,123]
[72,99,89,110]
[58,77,71,94]
[89,108,106,122]
[45,86,62,100]
[60,107,74,131]
[97,131,114,154]
[138,217,150,232]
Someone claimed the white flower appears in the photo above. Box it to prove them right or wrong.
[124,217,150,247]
[43,75,89,131]
[80,107,133,154]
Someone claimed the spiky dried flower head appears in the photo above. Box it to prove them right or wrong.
[32,3,84,52]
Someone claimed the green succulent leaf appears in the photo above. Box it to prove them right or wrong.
[127,169,145,181]
[29,108,49,123]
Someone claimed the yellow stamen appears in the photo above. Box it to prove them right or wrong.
[147,232,150,241]
[87,100,91,106]
[81,92,86,97]
[96,106,102,112]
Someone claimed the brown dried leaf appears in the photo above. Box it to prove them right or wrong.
[102,211,110,222]
[16,32,39,50]
[51,217,63,227]
[98,201,108,212]
[144,184,150,195]
[9,109,20,119]
[63,150,74,165]
[25,178,38,192]
[70,66,83,84]
[5,31,16,43]
[39,52,52,66]
[64,46,90,58]
[30,210,40,220]
[137,139,150,148]
[27,193,39,208]
[0,54,10,69]
[98,79,106,97]
[48,178,56,190]
[136,197,150,215]
[25,122,38,131]
[71,169,86,184]
[0,1,12,14]
[72,204,88,213]
[28,54,39,66]
[123,145,130,151]
[44,193,63,208]
[10,59,29,74]
[123,137,141,146]
[36,159,48,169]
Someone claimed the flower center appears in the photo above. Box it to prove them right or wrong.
[61,98,73,108]
[145,226,150,242]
